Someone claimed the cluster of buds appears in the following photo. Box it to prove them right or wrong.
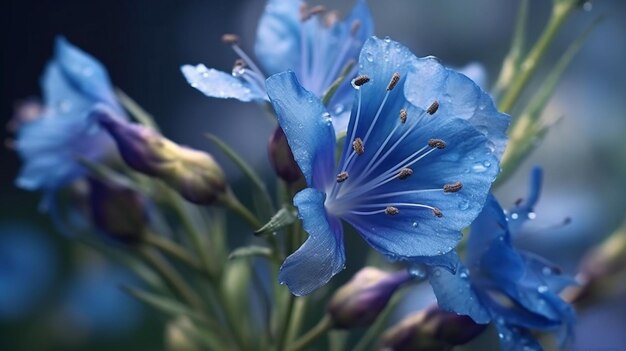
[93,106,228,205]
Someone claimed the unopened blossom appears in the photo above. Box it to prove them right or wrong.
[265,36,509,295]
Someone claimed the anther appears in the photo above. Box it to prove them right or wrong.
[432,208,443,218]
[221,34,239,45]
[336,171,349,183]
[426,100,439,115]
[324,11,340,27]
[385,206,399,215]
[353,75,370,86]
[428,139,446,149]
[387,72,401,91]
[443,181,463,193]
[399,109,408,124]
[352,137,364,155]
[233,59,247,68]
[397,168,413,180]
[351,20,361,36]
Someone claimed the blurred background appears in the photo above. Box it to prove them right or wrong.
[1,0,625,350]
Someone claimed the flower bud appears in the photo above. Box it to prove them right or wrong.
[268,127,303,184]
[379,306,487,351]
[165,317,201,351]
[327,267,411,328]
[94,106,228,204]
[89,178,147,245]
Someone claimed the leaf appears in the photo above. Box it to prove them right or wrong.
[77,157,135,188]
[115,88,160,131]
[254,205,297,237]
[228,245,273,260]
[123,286,207,323]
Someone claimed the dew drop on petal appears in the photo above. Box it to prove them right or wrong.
[409,266,426,279]
[365,51,374,62]
[471,162,488,173]
[458,200,470,210]
[412,222,418,228]
[510,213,519,220]
[432,268,442,277]
[333,104,345,115]
[537,285,548,293]
[527,212,536,220]
[383,36,391,43]
[542,267,552,276]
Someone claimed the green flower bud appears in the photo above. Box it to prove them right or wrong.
[165,317,201,351]
[379,306,486,351]
[94,106,228,204]
[327,267,411,329]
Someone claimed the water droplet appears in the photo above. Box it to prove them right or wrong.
[365,51,374,62]
[482,160,491,168]
[412,222,418,228]
[232,66,245,77]
[458,201,470,210]
[333,104,345,115]
[459,270,469,279]
[471,162,487,173]
[409,266,426,279]
[537,285,548,293]
[383,36,391,43]
[510,213,519,220]
[542,267,553,276]
[527,212,536,220]
[432,269,441,277]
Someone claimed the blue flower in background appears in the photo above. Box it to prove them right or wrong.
[15,37,124,207]
[428,167,576,350]
[266,36,508,296]
[0,223,57,320]
[182,0,373,132]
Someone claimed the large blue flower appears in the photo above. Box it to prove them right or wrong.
[428,167,576,350]
[266,36,509,296]
[15,37,124,207]
[181,0,373,132]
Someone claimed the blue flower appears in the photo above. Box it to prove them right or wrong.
[14,37,124,206]
[265,36,508,296]
[428,167,576,350]
[181,0,373,132]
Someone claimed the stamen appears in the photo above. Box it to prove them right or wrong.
[399,109,407,123]
[398,168,413,180]
[301,5,326,21]
[432,208,443,217]
[233,59,247,69]
[352,137,364,155]
[299,3,309,21]
[336,171,349,183]
[428,139,446,149]
[385,206,399,215]
[221,34,239,45]
[443,181,463,193]
[387,72,401,91]
[351,20,361,36]
[353,75,370,86]
[426,100,439,115]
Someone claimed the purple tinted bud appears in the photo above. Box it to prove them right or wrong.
[268,127,303,184]
[94,106,228,205]
[379,306,487,351]
[89,178,146,245]
[328,267,411,329]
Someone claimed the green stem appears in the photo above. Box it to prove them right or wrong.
[498,1,575,113]
[222,190,263,229]
[287,315,334,351]
[138,247,205,311]
[144,232,204,271]
[286,294,307,344]
[277,294,296,351]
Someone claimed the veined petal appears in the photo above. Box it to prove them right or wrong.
[429,263,491,324]
[266,71,336,190]
[181,64,267,102]
[279,188,345,296]
[467,195,509,268]
[507,166,543,235]
[494,320,543,351]
[405,57,509,158]
[54,37,118,107]
[254,0,301,76]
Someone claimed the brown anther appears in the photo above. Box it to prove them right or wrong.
[432,208,443,218]
[233,59,247,68]
[385,206,399,215]
[428,139,446,149]
[399,109,408,124]
[299,3,309,20]
[352,137,364,155]
[221,34,239,45]
[387,72,401,91]
[397,168,413,180]
[351,20,362,36]
[324,11,340,27]
[426,100,439,115]
[301,5,326,21]
[336,171,349,183]
[443,181,463,193]
[353,75,370,86]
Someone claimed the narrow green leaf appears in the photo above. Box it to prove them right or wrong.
[123,286,207,322]
[228,245,273,260]
[322,59,356,105]
[493,0,529,97]
[205,133,275,214]
[115,88,160,131]
[254,205,297,237]
[77,157,135,188]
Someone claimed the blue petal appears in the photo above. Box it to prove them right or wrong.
[342,117,498,258]
[508,166,543,235]
[407,250,460,274]
[458,62,488,90]
[254,0,301,76]
[266,71,336,190]
[279,188,345,296]
[180,64,267,102]
[494,320,543,351]
[54,37,118,107]
[405,57,510,158]
[518,251,577,293]
[467,195,510,268]
[428,263,491,324]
